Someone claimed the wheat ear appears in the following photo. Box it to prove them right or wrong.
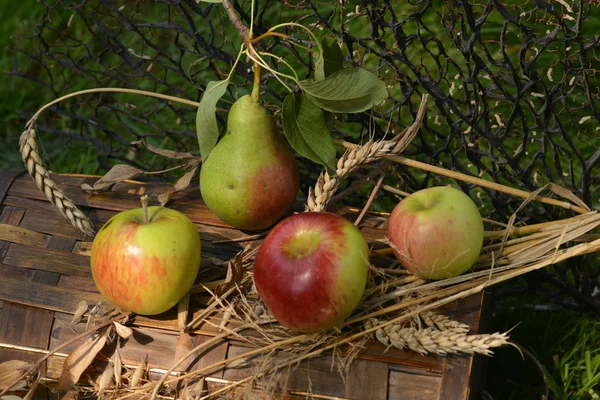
[365,318,509,356]
[19,126,95,237]
[419,311,470,334]
[306,140,398,212]
[306,94,428,212]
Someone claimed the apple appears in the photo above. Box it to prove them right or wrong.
[253,212,370,333]
[387,185,484,280]
[90,197,201,315]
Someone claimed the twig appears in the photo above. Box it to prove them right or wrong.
[222,0,250,43]
[382,184,411,198]
[354,173,385,226]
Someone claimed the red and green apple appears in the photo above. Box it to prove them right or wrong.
[90,198,201,315]
[254,212,370,333]
[387,185,484,280]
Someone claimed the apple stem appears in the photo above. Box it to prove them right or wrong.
[141,195,149,224]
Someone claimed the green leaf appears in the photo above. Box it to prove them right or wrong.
[282,92,336,170]
[321,37,345,78]
[313,37,344,81]
[299,67,388,113]
[314,37,344,130]
[313,49,325,82]
[197,0,222,3]
[196,80,228,160]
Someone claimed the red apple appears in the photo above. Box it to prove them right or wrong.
[254,212,370,333]
[387,186,484,280]
[91,201,201,315]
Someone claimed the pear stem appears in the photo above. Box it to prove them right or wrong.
[252,63,261,102]
[141,195,149,224]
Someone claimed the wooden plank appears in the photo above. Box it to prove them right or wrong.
[2,195,63,215]
[344,359,389,399]
[0,169,25,203]
[8,178,229,228]
[58,275,99,293]
[3,243,92,277]
[0,206,26,313]
[388,370,442,400]
[223,344,348,398]
[0,276,105,314]
[0,303,55,360]
[19,209,86,240]
[358,341,444,372]
[439,292,487,400]
[174,333,228,379]
[0,223,50,247]
[0,206,26,257]
[0,263,35,281]
[49,312,191,374]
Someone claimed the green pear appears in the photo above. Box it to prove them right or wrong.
[199,95,299,230]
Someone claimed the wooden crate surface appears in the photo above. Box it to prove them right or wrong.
[0,169,489,400]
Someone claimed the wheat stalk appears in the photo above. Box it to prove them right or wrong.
[306,94,429,212]
[19,126,95,237]
[364,318,508,356]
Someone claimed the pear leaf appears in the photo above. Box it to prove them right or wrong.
[299,67,388,113]
[313,37,344,81]
[322,37,345,78]
[314,37,345,130]
[282,92,336,170]
[196,80,229,160]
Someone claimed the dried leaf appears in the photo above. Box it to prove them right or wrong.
[546,183,591,211]
[0,360,32,391]
[113,322,133,339]
[58,329,109,392]
[70,300,88,326]
[98,361,114,397]
[181,377,206,400]
[113,348,122,387]
[81,164,145,191]
[132,140,196,160]
[129,356,147,388]
[157,163,199,206]
[214,252,245,297]
[0,396,23,400]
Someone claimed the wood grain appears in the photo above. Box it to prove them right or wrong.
[0,169,25,203]
[439,292,487,400]
[3,243,91,277]
[388,370,442,400]
[0,223,50,247]
[0,276,105,313]
[344,359,389,399]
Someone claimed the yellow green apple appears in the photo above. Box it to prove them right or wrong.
[90,199,201,315]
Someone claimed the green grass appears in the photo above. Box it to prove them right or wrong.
[487,291,600,399]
